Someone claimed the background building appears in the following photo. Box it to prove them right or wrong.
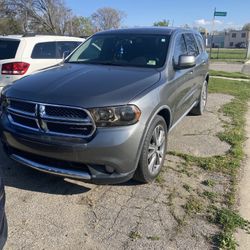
[224,30,250,48]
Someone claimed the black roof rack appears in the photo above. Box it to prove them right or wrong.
[22,33,37,37]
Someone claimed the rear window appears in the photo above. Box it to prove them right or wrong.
[31,41,82,59]
[0,40,20,60]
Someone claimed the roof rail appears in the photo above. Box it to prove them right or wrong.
[22,33,37,37]
[22,32,59,37]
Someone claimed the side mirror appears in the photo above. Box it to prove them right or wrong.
[175,55,196,70]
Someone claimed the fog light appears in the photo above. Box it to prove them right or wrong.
[105,166,114,173]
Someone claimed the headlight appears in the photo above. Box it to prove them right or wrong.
[89,105,141,127]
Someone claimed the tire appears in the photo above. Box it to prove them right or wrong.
[134,115,168,183]
[190,80,208,115]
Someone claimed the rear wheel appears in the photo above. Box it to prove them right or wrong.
[190,80,208,115]
[134,115,167,183]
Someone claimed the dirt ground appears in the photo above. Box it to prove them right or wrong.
[0,93,233,250]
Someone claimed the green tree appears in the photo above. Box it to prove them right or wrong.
[70,16,95,36]
[0,17,23,34]
[153,19,169,27]
[91,7,126,31]
[5,0,73,34]
[242,23,250,31]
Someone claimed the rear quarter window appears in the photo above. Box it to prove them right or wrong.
[184,33,199,57]
[0,40,20,60]
[31,41,82,59]
[31,42,57,59]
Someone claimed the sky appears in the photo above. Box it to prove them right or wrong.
[65,0,250,31]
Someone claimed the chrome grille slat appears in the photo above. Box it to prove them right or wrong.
[8,109,36,118]
[9,100,36,114]
[41,115,91,123]
[43,119,93,126]
[6,99,96,138]
[8,114,39,132]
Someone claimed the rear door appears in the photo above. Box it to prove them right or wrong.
[168,33,191,123]
[194,33,209,93]
[182,33,201,105]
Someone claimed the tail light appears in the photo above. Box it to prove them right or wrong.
[1,62,30,75]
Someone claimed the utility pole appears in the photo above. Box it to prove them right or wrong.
[247,32,250,59]
[209,8,216,59]
[209,8,227,59]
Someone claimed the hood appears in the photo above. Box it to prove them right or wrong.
[5,63,161,108]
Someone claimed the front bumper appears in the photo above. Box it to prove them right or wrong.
[0,114,145,184]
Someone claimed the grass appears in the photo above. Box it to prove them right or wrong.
[210,59,247,63]
[211,208,250,249]
[210,70,250,80]
[147,236,160,241]
[155,172,165,185]
[203,191,217,201]
[183,184,192,192]
[207,48,247,60]
[184,196,203,215]
[129,231,142,240]
[170,77,250,249]
[202,179,215,187]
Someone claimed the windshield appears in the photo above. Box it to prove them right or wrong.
[0,40,20,60]
[66,34,170,68]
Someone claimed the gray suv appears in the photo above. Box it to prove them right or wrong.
[0,28,209,184]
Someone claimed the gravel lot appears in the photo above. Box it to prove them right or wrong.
[0,93,233,250]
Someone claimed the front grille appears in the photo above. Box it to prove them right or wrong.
[9,100,36,114]
[7,99,96,138]
[11,114,38,129]
[45,106,89,120]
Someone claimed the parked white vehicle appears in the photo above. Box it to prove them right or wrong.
[0,35,85,92]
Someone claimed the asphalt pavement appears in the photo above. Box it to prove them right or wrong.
[1,93,233,250]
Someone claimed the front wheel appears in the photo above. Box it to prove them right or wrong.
[190,80,208,115]
[134,115,167,183]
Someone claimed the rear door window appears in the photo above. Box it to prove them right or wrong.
[195,34,205,52]
[184,33,199,57]
[0,40,20,60]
